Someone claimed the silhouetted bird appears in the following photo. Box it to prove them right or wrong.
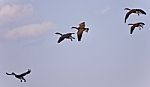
[55,32,75,43]
[124,8,146,23]
[6,69,31,82]
[72,22,89,41]
[128,22,145,34]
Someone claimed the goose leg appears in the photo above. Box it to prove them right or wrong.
[140,25,143,28]
[71,36,75,39]
[22,77,26,82]
[137,11,140,16]
[23,79,26,82]
[20,79,22,82]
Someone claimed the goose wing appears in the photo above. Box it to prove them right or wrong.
[62,33,74,38]
[137,9,146,15]
[130,25,136,34]
[66,33,75,36]
[72,27,78,29]
[57,36,65,43]
[77,30,83,41]
[125,11,132,23]
[138,22,145,25]
[20,69,31,76]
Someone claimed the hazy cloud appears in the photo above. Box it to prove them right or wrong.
[5,22,54,40]
[0,4,33,21]
[100,6,111,14]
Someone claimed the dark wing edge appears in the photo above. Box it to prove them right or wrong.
[58,37,65,43]
[77,31,83,41]
[138,9,146,15]
[130,26,135,34]
[125,11,131,23]
[66,33,75,35]
[20,69,31,76]
[138,22,145,25]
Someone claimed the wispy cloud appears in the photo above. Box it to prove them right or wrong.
[101,6,111,15]
[5,22,54,40]
[0,3,33,21]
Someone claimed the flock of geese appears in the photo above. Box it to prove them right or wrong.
[55,8,147,43]
[5,8,147,82]
[124,8,146,34]
[55,22,89,43]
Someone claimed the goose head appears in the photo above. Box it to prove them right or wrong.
[124,8,131,10]
[11,72,16,75]
[81,22,85,25]
[55,32,62,36]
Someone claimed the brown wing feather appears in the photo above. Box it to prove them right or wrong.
[77,30,83,41]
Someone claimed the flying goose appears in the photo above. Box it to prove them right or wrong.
[72,22,89,41]
[124,8,146,23]
[6,69,31,82]
[55,32,75,43]
[128,22,145,34]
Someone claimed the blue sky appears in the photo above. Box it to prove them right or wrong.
[1,0,150,87]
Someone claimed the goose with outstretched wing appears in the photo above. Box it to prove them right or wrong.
[72,22,89,41]
[128,22,145,34]
[124,8,146,23]
[55,32,75,43]
[6,69,31,82]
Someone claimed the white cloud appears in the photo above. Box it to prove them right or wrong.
[5,22,54,40]
[0,4,33,21]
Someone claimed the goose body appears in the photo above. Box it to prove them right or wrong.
[6,69,31,82]
[128,22,145,34]
[72,22,89,41]
[124,8,146,23]
[55,32,75,43]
